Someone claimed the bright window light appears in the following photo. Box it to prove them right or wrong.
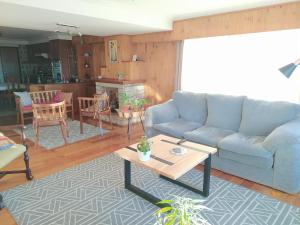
[181,29,300,103]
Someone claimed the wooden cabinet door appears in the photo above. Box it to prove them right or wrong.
[0,47,21,82]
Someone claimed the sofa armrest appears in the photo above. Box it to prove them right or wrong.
[144,100,179,133]
[263,119,300,193]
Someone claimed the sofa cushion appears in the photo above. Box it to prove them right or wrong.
[183,126,235,147]
[239,98,298,136]
[153,119,202,138]
[218,133,273,169]
[172,91,207,124]
[205,94,244,131]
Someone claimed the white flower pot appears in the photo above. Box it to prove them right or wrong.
[138,150,151,161]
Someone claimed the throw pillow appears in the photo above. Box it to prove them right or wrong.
[14,92,32,106]
[52,91,62,103]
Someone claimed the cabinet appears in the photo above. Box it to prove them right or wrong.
[74,42,105,80]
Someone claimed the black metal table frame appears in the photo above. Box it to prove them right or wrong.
[124,153,212,208]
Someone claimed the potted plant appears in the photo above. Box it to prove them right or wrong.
[137,136,151,161]
[117,92,148,118]
[155,196,211,225]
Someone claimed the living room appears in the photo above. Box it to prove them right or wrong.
[0,0,300,225]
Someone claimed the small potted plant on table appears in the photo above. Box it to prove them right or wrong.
[137,136,151,161]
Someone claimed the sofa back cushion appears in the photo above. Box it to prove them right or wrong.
[205,94,245,131]
[172,91,207,124]
[239,98,298,136]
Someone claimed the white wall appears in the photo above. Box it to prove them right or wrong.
[181,29,300,103]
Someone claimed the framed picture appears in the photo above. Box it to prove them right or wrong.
[109,40,118,63]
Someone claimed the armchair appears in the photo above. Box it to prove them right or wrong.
[0,124,33,209]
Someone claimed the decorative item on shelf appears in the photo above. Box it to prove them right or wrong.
[155,196,211,225]
[132,54,138,62]
[279,58,300,78]
[109,40,118,63]
[115,72,124,80]
[84,62,90,69]
[137,136,151,161]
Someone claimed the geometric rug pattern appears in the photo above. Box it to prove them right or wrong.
[3,154,300,225]
[16,120,107,150]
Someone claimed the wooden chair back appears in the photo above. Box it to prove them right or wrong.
[32,101,66,122]
[29,90,58,104]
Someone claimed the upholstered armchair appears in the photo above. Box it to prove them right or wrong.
[0,124,33,210]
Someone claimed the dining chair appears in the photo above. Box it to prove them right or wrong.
[78,92,112,136]
[32,101,69,147]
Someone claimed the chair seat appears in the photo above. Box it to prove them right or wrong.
[0,144,26,168]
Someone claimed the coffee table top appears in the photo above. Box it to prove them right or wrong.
[115,134,217,180]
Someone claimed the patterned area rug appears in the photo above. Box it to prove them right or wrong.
[18,120,107,150]
[3,154,300,225]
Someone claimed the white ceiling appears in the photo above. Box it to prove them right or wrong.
[0,0,297,42]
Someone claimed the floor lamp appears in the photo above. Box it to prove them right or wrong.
[279,58,300,78]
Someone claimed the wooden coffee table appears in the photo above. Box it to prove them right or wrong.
[115,134,217,206]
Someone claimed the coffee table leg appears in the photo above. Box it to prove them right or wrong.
[124,160,169,208]
[160,154,212,197]
[125,160,131,189]
[203,154,211,197]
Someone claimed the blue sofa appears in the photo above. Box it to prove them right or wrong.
[145,91,300,194]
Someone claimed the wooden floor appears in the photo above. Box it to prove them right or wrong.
[1,121,299,225]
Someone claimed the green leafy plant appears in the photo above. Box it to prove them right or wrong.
[155,196,211,225]
[119,92,148,111]
[137,136,151,155]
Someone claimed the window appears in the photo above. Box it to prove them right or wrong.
[181,29,300,103]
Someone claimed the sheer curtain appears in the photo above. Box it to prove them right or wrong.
[181,29,300,103]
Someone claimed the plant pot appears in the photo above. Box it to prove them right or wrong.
[138,150,151,161]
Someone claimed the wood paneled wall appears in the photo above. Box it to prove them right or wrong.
[135,42,177,104]
[132,1,300,43]
[73,2,300,103]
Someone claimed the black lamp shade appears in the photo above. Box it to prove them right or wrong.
[279,63,297,78]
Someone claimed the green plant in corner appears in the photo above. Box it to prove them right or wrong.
[155,196,211,225]
[137,136,151,155]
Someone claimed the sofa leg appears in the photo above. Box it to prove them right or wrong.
[0,193,4,210]
[24,147,33,180]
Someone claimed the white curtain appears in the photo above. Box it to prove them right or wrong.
[181,29,300,103]
[175,41,184,90]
